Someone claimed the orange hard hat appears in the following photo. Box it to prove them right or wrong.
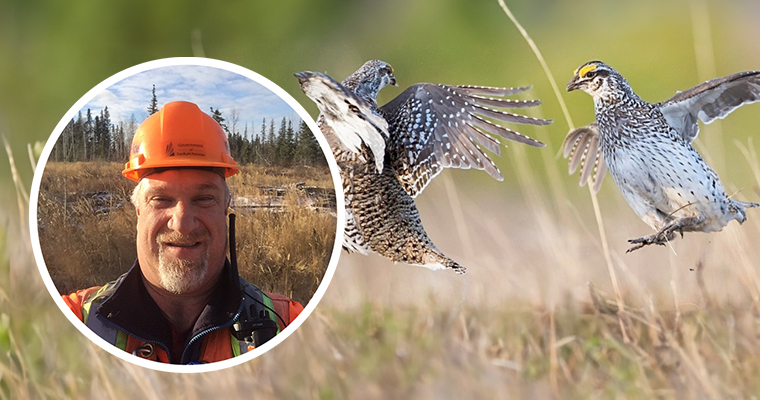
[122,101,239,181]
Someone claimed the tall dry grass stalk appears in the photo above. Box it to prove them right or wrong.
[3,135,29,237]
[497,0,629,341]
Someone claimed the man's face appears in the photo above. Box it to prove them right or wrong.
[135,169,229,295]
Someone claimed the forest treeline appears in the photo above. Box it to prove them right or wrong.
[52,102,327,167]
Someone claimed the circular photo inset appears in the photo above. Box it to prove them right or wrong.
[29,58,344,373]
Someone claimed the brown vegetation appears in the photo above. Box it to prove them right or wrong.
[6,2,760,398]
[36,161,337,305]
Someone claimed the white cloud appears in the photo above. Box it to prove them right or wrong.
[81,64,298,137]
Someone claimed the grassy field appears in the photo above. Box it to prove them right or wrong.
[9,107,760,399]
[3,0,760,399]
[36,161,336,305]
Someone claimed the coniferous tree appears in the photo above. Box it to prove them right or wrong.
[209,107,228,134]
[84,109,93,161]
[294,120,326,166]
[93,115,102,159]
[294,120,313,165]
[57,103,330,167]
[262,119,276,165]
[256,118,266,163]
[73,111,84,161]
[284,119,295,163]
[114,123,125,161]
[147,85,159,115]
[99,106,112,160]
[260,118,266,144]
[241,124,252,164]
[275,117,288,164]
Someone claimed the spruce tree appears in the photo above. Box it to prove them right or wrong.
[100,106,112,160]
[147,85,159,115]
[84,109,93,161]
[209,107,228,133]
[276,117,288,164]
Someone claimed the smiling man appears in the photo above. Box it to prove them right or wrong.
[62,101,303,364]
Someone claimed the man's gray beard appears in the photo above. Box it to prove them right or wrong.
[157,243,210,294]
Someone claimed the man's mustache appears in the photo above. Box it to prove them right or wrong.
[157,230,210,247]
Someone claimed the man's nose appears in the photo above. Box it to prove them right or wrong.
[167,201,200,234]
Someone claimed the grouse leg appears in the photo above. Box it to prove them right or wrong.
[627,216,704,253]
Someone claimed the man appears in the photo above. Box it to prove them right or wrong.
[62,101,303,364]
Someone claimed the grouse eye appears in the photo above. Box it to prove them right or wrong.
[585,71,597,79]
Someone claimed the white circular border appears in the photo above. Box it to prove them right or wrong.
[29,57,346,373]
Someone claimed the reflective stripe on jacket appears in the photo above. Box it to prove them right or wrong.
[62,259,303,364]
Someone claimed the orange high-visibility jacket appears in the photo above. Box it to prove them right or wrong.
[62,260,303,364]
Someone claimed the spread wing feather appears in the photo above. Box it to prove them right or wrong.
[379,83,551,198]
[562,122,607,193]
[659,71,760,142]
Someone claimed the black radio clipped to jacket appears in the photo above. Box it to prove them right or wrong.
[231,306,278,346]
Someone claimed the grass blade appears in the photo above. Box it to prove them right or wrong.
[497,0,629,341]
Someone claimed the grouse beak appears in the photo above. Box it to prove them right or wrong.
[390,76,398,87]
[566,76,580,92]
[294,71,309,86]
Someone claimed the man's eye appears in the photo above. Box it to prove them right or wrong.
[196,196,217,206]
[151,197,171,204]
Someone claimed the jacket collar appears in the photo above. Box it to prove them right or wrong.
[96,258,243,358]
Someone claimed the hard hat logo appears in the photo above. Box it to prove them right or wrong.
[176,142,205,157]
[122,101,239,182]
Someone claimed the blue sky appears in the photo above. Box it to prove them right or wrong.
[83,65,300,138]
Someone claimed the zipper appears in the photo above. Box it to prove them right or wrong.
[179,299,244,364]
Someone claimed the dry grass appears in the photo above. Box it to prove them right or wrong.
[5,2,760,398]
[229,164,334,195]
[266,298,760,399]
[36,162,336,305]
[233,191,337,305]
[6,129,760,400]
